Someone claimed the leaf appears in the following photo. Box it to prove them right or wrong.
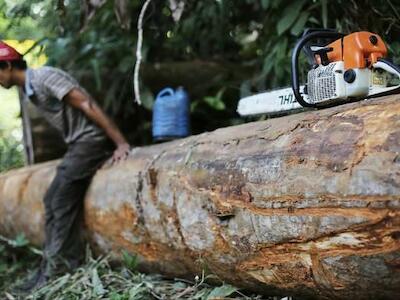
[276,0,306,35]
[271,0,283,9]
[42,274,71,300]
[110,292,124,300]
[117,56,133,72]
[204,88,226,110]
[90,58,102,91]
[0,262,7,273]
[190,99,200,112]
[204,96,225,110]
[129,283,147,298]
[215,88,225,101]
[291,11,310,36]
[308,16,320,25]
[139,88,154,111]
[4,292,15,300]
[261,0,270,9]
[193,288,211,299]
[80,43,94,55]
[92,267,106,296]
[206,284,237,300]
[122,250,139,271]
[172,281,187,290]
[12,233,29,247]
[276,37,288,59]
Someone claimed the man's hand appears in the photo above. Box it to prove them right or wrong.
[112,143,131,164]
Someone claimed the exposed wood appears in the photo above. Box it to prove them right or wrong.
[1,95,400,299]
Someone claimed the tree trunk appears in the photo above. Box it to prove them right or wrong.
[1,95,399,299]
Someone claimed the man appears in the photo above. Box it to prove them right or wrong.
[0,41,131,291]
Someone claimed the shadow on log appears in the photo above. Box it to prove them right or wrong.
[1,95,400,299]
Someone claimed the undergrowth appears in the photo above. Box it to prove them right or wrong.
[0,234,285,300]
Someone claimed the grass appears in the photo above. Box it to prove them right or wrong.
[0,234,279,300]
[0,234,42,296]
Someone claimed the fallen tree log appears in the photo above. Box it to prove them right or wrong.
[1,95,400,299]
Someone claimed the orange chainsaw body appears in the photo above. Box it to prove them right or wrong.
[316,31,388,69]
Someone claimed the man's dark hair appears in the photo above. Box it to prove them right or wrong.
[0,59,27,70]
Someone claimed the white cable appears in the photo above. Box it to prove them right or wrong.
[134,0,152,105]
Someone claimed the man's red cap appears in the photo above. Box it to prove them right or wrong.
[0,41,23,61]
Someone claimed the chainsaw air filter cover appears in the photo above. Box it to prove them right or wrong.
[307,61,370,104]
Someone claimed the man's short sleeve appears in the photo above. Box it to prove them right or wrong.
[39,68,79,101]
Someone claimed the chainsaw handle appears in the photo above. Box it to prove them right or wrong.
[301,28,340,64]
[374,58,400,77]
[291,31,345,107]
[367,58,400,98]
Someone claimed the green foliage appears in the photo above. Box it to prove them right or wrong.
[206,284,238,299]
[0,86,24,172]
[0,234,41,293]
[9,233,29,247]
[277,0,307,35]
[0,133,24,172]
[0,245,265,299]
[92,267,107,296]
[203,88,226,111]
[121,249,138,272]
[0,0,45,40]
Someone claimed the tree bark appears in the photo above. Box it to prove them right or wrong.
[1,95,400,299]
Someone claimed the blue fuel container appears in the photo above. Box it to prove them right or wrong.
[152,87,190,141]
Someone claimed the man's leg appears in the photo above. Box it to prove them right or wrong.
[15,167,65,292]
[42,140,113,277]
[43,169,63,252]
[43,175,91,276]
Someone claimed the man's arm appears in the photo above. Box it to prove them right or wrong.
[64,88,130,162]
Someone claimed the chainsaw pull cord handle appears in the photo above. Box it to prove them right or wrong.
[291,31,345,107]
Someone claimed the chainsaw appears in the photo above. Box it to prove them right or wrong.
[237,30,400,116]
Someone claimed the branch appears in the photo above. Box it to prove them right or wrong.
[133,0,152,105]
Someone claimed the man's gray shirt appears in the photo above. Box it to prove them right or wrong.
[24,66,106,144]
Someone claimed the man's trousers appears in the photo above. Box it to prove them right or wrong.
[41,139,113,276]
